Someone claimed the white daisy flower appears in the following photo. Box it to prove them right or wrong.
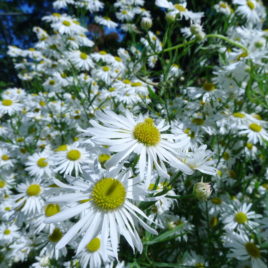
[222,202,261,232]
[45,168,157,258]
[183,145,217,176]
[225,232,267,268]
[238,122,268,144]
[233,0,262,24]
[95,16,118,28]
[53,144,89,176]
[0,98,22,116]
[0,223,19,244]
[76,236,116,268]
[25,151,53,179]
[68,51,94,71]
[82,110,193,187]
[14,179,46,215]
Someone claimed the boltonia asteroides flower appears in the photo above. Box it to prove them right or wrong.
[82,110,193,187]
[45,168,157,258]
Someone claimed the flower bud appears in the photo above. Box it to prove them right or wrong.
[193,182,212,201]
[141,17,152,30]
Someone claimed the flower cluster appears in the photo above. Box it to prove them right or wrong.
[1,0,268,267]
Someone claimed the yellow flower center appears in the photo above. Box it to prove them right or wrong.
[45,204,60,217]
[133,118,160,146]
[26,184,41,196]
[252,114,262,120]
[203,82,215,91]
[62,20,71,26]
[233,112,245,118]
[211,197,222,205]
[247,0,255,9]
[245,242,261,258]
[114,56,122,62]
[236,51,248,61]
[223,152,230,160]
[234,212,248,224]
[55,144,68,152]
[246,143,253,150]
[4,229,11,235]
[220,2,228,8]
[192,118,204,126]
[5,207,11,211]
[49,228,63,243]
[131,82,143,87]
[100,51,107,55]
[92,178,126,211]
[249,123,262,132]
[49,80,55,85]
[102,66,110,72]
[210,216,219,228]
[67,150,81,161]
[174,4,187,12]
[37,158,48,168]
[80,52,88,60]
[2,99,13,106]
[86,237,101,252]
[1,154,9,161]
[98,154,110,164]
[195,264,205,268]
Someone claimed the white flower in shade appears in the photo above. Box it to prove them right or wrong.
[25,151,53,178]
[0,223,19,244]
[225,232,267,268]
[76,236,115,268]
[233,0,261,24]
[222,202,261,232]
[0,148,14,169]
[82,110,193,187]
[0,98,22,116]
[45,168,157,258]
[68,51,94,71]
[238,122,268,144]
[95,16,118,28]
[53,144,89,176]
[33,203,62,234]
[37,226,68,260]
[183,145,217,175]
[14,179,45,215]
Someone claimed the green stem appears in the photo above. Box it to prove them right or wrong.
[205,34,248,53]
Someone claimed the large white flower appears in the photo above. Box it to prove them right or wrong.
[82,110,193,187]
[45,168,157,258]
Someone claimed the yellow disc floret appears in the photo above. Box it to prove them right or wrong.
[0,180,6,188]
[1,154,9,161]
[45,204,60,217]
[67,149,81,161]
[92,178,126,211]
[133,118,160,146]
[37,158,48,168]
[174,4,187,12]
[98,154,111,164]
[233,112,245,118]
[48,228,63,243]
[26,184,41,196]
[4,229,11,235]
[245,242,261,258]
[86,237,101,252]
[249,123,262,132]
[203,82,215,92]
[2,99,13,106]
[234,212,248,224]
[247,0,255,9]
[62,20,71,26]
[80,52,88,60]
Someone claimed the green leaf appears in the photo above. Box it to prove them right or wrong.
[144,224,184,245]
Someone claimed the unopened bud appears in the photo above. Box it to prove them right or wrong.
[193,182,212,201]
[141,17,152,30]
